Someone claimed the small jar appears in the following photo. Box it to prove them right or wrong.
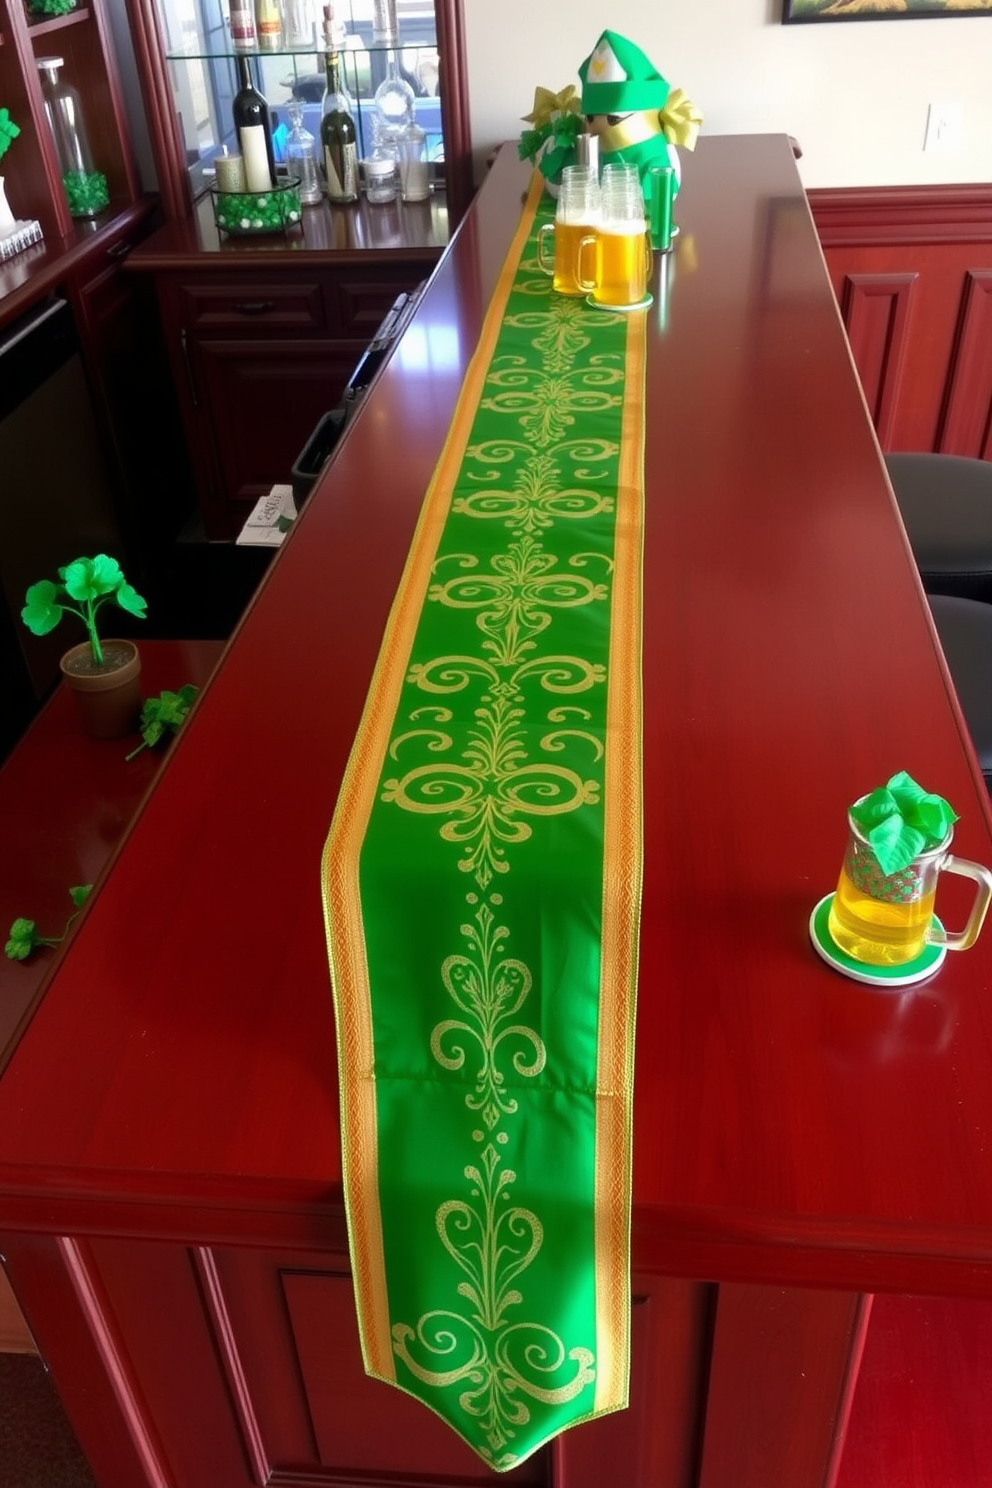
[364,153,398,204]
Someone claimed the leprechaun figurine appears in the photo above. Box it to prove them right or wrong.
[578,30,702,206]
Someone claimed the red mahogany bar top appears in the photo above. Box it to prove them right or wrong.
[0,139,989,1488]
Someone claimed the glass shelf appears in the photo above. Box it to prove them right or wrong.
[25,6,93,37]
[164,36,437,62]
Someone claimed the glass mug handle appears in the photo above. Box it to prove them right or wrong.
[928,854,992,951]
[576,232,597,294]
[643,231,653,276]
[537,222,555,275]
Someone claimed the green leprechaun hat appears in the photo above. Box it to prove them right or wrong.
[579,30,671,116]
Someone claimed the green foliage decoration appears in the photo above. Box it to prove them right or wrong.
[5,886,92,962]
[63,168,109,216]
[21,554,147,667]
[0,108,19,163]
[26,0,77,16]
[517,83,584,185]
[125,685,199,760]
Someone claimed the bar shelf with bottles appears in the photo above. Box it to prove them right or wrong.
[160,0,445,200]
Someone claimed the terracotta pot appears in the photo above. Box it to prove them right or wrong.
[60,640,142,740]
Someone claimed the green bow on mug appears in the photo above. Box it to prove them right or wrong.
[849,770,958,876]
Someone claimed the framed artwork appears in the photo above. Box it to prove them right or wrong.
[783,0,992,21]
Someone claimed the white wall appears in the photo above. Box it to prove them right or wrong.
[464,0,992,188]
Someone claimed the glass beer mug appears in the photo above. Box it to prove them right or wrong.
[827,804,992,966]
[537,165,599,297]
[590,163,652,309]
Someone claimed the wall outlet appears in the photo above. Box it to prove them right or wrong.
[924,102,964,153]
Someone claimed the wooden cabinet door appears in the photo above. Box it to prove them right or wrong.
[191,336,365,538]
[2,1231,712,1488]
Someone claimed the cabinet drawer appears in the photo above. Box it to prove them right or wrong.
[177,280,329,334]
[335,267,437,337]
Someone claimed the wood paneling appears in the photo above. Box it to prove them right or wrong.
[840,273,916,445]
[810,185,992,458]
[836,1295,992,1488]
[699,1287,870,1488]
[940,269,992,459]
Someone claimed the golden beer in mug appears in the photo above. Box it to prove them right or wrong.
[537,220,597,297]
[591,224,652,307]
[827,810,992,966]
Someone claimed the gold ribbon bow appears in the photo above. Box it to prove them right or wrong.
[661,88,703,151]
[521,84,581,129]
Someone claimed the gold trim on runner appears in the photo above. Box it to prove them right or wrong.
[321,171,547,1384]
[593,305,646,1413]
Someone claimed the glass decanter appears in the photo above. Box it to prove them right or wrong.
[284,98,322,206]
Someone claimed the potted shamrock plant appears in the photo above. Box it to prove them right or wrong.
[22,554,147,738]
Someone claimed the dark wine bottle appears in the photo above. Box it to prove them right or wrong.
[233,55,276,194]
[320,37,358,204]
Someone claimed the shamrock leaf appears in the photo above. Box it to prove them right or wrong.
[21,579,64,636]
[5,918,39,961]
[518,125,551,163]
[4,887,93,962]
[116,581,148,620]
[125,685,199,760]
[61,554,126,602]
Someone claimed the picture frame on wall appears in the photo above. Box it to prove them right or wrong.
[783,0,992,21]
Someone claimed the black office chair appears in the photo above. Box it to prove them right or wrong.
[885,452,992,603]
[928,593,992,795]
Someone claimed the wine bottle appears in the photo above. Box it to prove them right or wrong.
[233,56,276,193]
[320,35,358,204]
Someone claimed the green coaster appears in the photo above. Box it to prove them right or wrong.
[809,893,946,989]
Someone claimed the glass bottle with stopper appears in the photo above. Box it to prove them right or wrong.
[284,98,322,205]
[36,56,109,218]
[321,7,358,203]
[370,0,415,154]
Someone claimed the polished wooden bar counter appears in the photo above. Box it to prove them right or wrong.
[0,138,990,1487]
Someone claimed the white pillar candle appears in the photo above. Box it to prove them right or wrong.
[239,126,272,194]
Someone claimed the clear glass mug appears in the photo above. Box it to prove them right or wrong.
[537,165,600,297]
[827,808,992,965]
[590,163,651,308]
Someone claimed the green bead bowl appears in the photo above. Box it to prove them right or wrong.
[210,177,303,237]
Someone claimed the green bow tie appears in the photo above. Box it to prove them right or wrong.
[850,770,958,876]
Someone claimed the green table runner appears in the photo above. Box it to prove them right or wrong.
[322,172,645,1471]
